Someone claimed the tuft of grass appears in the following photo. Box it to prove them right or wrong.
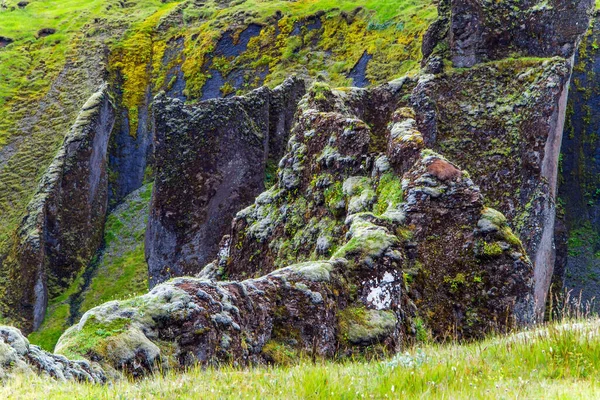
[6,320,600,398]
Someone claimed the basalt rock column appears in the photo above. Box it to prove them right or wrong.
[146,77,306,286]
[4,86,116,332]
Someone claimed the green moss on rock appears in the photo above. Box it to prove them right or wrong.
[338,306,397,345]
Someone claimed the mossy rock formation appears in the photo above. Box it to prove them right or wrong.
[55,83,533,375]
[0,0,596,382]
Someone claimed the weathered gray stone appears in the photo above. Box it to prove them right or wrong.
[0,326,105,383]
[146,77,306,286]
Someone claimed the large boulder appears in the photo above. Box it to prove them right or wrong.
[411,57,574,317]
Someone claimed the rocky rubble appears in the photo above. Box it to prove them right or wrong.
[0,326,105,383]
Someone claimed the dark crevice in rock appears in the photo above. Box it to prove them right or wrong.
[291,15,323,36]
[163,36,187,102]
[201,24,263,101]
[348,51,372,88]
[555,16,600,312]
[37,28,57,38]
[106,85,154,208]
[0,36,13,48]
[216,24,263,57]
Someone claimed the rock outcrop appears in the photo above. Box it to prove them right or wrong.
[424,0,593,68]
[55,84,533,374]
[411,59,572,318]
[0,326,105,383]
[2,87,116,333]
[146,77,306,286]
[420,0,594,316]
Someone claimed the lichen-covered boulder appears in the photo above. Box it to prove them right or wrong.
[146,77,305,286]
[403,153,534,337]
[55,84,533,375]
[0,326,105,383]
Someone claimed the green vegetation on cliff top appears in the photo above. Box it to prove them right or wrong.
[0,0,174,261]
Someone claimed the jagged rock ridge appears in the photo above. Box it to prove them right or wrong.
[146,77,306,286]
[4,87,116,333]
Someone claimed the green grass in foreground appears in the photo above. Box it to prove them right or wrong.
[7,320,600,399]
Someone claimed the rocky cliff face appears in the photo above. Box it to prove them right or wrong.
[146,77,306,286]
[0,1,438,346]
[0,0,596,379]
[421,0,594,317]
[556,15,600,312]
[54,82,533,374]
[412,60,572,317]
[424,0,592,68]
[2,87,115,333]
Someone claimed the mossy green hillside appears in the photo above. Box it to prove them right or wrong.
[109,0,437,130]
[0,0,179,303]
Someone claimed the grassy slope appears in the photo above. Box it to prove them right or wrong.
[0,0,176,283]
[6,320,600,399]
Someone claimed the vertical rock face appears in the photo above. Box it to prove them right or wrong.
[146,77,306,286]
[411,60,572,317]
[420,0,593,316]
[4,87,116,333]
[107,88,154,208]
[56,84,533,375]
[557,17,600,309]
[426,0,593,68]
